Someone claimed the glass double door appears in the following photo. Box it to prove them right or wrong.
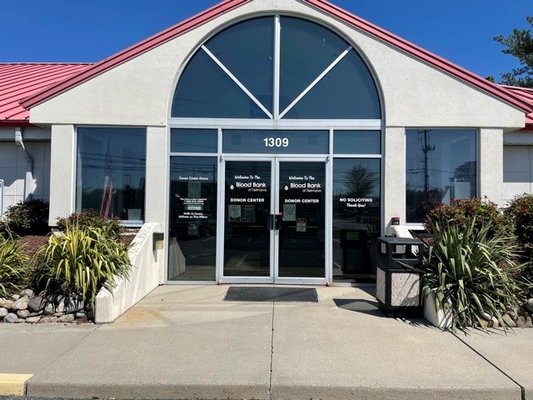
[223,158,326,283]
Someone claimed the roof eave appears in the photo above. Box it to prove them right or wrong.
[21,0,251,110]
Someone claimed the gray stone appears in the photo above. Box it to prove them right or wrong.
[11,295,29,311]
[502,314,517,328]
[526,298,533,313]
[0,298,13,309]
[526,316,533,328]
[506,307,519,321]
[17,309,30,319]
[481,312,491,321]
[39,316,58,323]
[11,294,20,301]
[75,312,86,319]
[28,310,43,317]
[25,316,41,323]
[19,288,34,298]
[490,317,499,328]
[28,296,44,312]
[4,313,18,323]
[44,302,55,315]
[516,316,527,328]
[53,312,64,317]
[14,318,25,323]
[58,314,75,323]
[56,298,65,313]
[0,307,8,318]
[64,299,84,314]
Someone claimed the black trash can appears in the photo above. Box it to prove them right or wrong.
[375,237,423,317]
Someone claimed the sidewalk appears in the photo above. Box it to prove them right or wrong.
[1,285,532,400]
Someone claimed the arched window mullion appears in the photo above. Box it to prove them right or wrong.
[279,46,352,119]
[201,45,274,120]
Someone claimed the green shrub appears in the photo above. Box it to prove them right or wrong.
[420,219,526,332]
[504,194,533,296]
[0,232,29,297]
[56,210,122,240]
[425,198,508,236]
[41,222,131,307]
[3,199,50,236]
[504,194,533,257]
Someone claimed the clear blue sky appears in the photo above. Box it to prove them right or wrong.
[1,0,531,82]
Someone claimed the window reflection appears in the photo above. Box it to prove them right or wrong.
[76,128,146,224]
[169,157,217,281]
[406,129,477,223]
[333,159,381,281]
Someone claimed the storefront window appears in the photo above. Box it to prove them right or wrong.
[406,129,477,223]
[76,127,146,224]
[333,159,381,281]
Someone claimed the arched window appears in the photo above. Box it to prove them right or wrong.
[172,16,381,120]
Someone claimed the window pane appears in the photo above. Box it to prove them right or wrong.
[76,128,146,223]
[280,17,349,112]
[334,131,381,154]
[172,50,267,118]
[169,157,217,281]
[284,50,381,119]
[223,130,329,154]
[205,17,274,113]
[333,159,381,281]
[406,129,477,223]
[171,129,218,153]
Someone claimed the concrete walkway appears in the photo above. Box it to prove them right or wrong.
[1,285,532,400]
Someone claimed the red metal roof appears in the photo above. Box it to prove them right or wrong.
[7,0,533,125]
[500,85,533,128]
[0,63,91,126]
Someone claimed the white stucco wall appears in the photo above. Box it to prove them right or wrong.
[48,125,75,225]
[26,0,529,281]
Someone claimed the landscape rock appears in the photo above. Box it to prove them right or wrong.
[55,298,65,314]
[526,299,533,313]
[58,314,75,323]
[506,307,519,321]
[28,311,43,317]
[490,317,499,328]
[39,316,58,324]
[10,296,29,311]
[0,298,14,309]
[502,314,517,328]
[19,289,34,298]
[64,298,84,314]
[516,316,527,328]
[25,316,41,324]
[526,317,533,328]
[14,318,25,323]
[0,308,8,318]
[43,303,55,315]
[16,310,30,319]
[27,296,44,312]
[11,294,20,301]
[4,313,18,323]
[75,312,86,319]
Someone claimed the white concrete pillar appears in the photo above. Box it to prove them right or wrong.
[383,127,406,231]
[479,128,503,206]
[145,126,169,283]
[48,125,75,226]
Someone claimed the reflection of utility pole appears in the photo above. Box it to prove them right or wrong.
[418,129,435,202]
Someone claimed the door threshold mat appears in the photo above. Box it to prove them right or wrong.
[224,287,318,302]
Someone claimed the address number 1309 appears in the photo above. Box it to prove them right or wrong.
[264,137,289,148]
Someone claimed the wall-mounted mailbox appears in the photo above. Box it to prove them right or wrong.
[153,232,165,251]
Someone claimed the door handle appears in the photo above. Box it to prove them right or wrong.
[270,213,283,231]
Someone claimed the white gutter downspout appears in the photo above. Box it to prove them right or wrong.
[14,127,34,201]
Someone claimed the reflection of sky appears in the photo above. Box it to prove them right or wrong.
[406,130,476,191]
[78,128,146,191]
[170,157,218,183]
